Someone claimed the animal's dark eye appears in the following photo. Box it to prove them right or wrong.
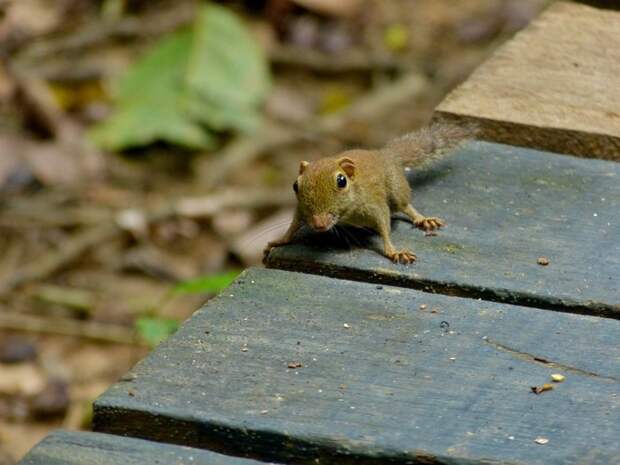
[336,173,347,189]
[293,181,298,193]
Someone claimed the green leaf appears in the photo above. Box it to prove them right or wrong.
[135,317,179,347]
[187,4,270,111]
[174,270,240,295]
[90,29,216,151]
[89,3,270,151]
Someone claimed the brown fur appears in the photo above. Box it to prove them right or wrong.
[264,122,475,264]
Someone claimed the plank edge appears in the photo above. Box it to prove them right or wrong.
[432,111,620,161]
[265,255,620,320]
[92,400,513,465]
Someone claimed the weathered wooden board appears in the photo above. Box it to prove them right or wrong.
[93,268,620,465]
[434,2,620,160]
[267,141,620,318]
[18,430,273,465]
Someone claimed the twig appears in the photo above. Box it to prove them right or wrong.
[199,72,429,190]
[11,3,197,62]
[0,187,294,295]
[33,285,95,313]
[195,124,300,193]
[0,223,119,296]
[270,45,406,73]
[175,187,294,217]
[0,310,142,345]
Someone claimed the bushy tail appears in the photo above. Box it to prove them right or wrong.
[382,121,477,168]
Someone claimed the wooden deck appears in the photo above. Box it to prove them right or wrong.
[434,2,620,160]
[268,141,620,318]
[92,268,619,465]
[17,2,620,464]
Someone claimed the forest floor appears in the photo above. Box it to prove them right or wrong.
[0,0,549,461]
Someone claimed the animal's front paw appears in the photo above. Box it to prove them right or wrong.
[414,216,444,232]
[388,249,417,264]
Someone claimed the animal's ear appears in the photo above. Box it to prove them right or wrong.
[338,157,355,178]
[299,161,309,175]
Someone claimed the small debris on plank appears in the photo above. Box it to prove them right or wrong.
[531,383,554,395]
[431,308,440,314]
[343,323,351,329]
[551,374,565,383]
[535,437,549,445]
[537,256,550,266]
[260,409,269,414]
[240,345,248,352]
[439,321,450,329]
[419,304,427,310]
[287,361,303,369]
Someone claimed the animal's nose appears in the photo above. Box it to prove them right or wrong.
[311,214,332,231]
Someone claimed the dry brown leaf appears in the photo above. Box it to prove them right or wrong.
[0,364,46,396]
[0,0,63,39]
[22,142,82,186]
[0,137,29,191]
[0,134,103,190]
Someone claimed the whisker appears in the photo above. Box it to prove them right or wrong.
[244,220,296,244]
[335,226,356,257]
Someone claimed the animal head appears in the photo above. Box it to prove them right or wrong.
[293,155,357,232]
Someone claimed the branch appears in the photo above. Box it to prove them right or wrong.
[270,45,406,73]
[0,223,119,295]
[0,311,141,346]
[0,187,294,295]
[198,72,429,190]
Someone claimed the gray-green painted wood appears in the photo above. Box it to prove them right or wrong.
[18,431,274,465]
[266,141,620,318]
[94,268,620,465]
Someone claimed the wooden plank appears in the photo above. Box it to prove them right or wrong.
[18,430,272,465]
[434,2,620,160]
[267,141,620,318]
[93,268,620,465]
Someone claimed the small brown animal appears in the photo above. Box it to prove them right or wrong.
[263,122,474,264]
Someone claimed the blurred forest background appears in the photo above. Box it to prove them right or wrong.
[0,0,554,462]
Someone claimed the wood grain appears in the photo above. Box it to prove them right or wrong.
[267,141,620,318]
[18,431,272,465]
[93,268,620,465]
[434,2,620,160]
